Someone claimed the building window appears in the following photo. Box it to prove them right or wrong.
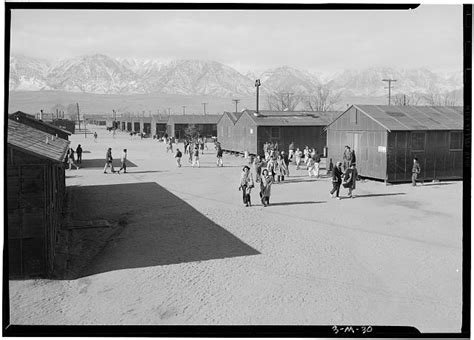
[271,127,280,139]
[411,132,426,151]
[350,109,358,124]
[449,131,463,150]
[250,128,254,135]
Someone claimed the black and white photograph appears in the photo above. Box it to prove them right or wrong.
[4,2,470,336]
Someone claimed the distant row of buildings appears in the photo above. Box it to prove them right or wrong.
[105,105,463,183]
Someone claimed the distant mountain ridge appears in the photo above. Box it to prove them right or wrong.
[9,54,463,98]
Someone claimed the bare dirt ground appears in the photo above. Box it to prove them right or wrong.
[8,126,463,332]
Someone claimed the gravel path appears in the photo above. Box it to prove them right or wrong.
[9,127,463,331]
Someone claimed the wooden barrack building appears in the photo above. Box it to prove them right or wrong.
[326,105,463,182]
[7,120,70,278]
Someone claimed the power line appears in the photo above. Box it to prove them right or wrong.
[382,79,397,106]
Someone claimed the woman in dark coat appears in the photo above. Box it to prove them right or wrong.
[342,163,358,198]
[330,161,343,199]
[260,169,273,207]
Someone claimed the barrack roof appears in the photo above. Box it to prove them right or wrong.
[8,120,70,162]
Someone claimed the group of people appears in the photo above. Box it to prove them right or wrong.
[103,147,128,174]
[239,165,273,207]
[328,145,358,199]
[66,144,82,170]
[172,137,214,168]
[237,143,362,207]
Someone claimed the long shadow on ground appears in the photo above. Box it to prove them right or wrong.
[267,201,326,206]
[77,159,138,169]
[350,193,405,198]
[56,182,260,279]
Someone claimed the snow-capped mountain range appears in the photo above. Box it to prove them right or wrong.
[9,54,463,97]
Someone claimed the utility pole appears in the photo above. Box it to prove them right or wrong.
[255,79,261,113]
[76,103,81,130]
[182,106,186,115]
[202,102,207,115]
[84,114,87,138]
[232,99,240,113]
[382,79,397,106]
[403,94,407,106]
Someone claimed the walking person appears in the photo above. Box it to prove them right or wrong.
[103,147,115,174]
[342,163,358,198]
[266,156,277,181]
[313,149,321,179]
[117,149,128,174]
[168,138,174,153]
[275,154,288,182]
[260,169,273,207]
[281,151,290,177]
[216,144,224,167]
[412,157,421,186]
[330,161,343,199]
[188,142,194,163]
[175,148,182,168]
[93,131,98,142]
[343,145,352,171]
[76,144,83,164]
[303,146,310,164]
[192,146,200,168]
[288,141,295,161]
[199,137,205,155]
[67,148,79,170]
[295,148,303,170]
[306,154,316,178]
[239,166,254,207]
[184,139,189,154]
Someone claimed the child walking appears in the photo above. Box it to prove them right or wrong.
[118,149,127,174]
[175,148,182,167]
[260,169,273,207]
[239,166,254,207]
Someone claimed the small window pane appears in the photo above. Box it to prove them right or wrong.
[271,127,280,138]
[450,132,463,150]
[411,132,425,151]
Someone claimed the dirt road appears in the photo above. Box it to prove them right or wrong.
[9,127,463,331]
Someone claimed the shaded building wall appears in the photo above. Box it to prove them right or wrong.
[257,125,326,157]
[173,124,217,140]
[232,113,258,154]
[387,130,463,182]
[327,106,388,180]
[217,115,239,152]
[7,147,66,278]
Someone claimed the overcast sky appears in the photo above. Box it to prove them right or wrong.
[10,5,463,74]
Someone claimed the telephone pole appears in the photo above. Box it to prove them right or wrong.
[232,99,240,113]
[382,79,397,106]
[202,102,207,115]
[255,79,261,113]
[76,103,81,130]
